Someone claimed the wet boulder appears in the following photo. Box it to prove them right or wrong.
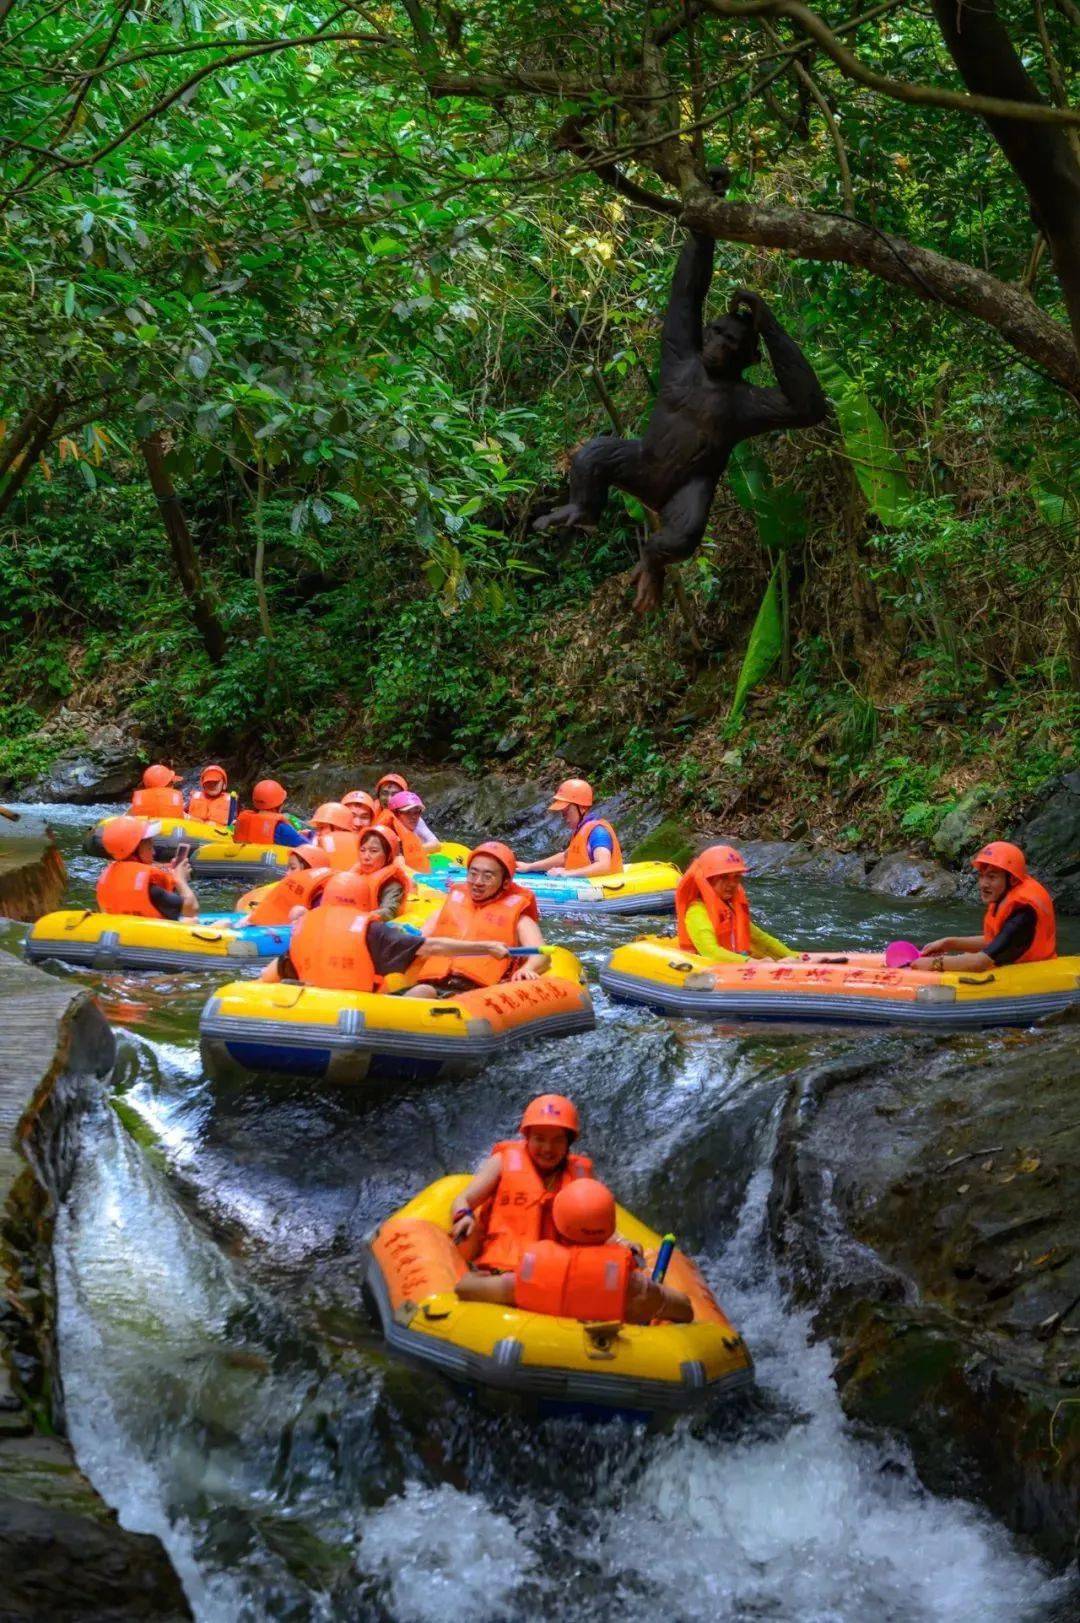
[13,713,142,804]
[1012,769,1080,914]
[865,851,960,900]
[933,784,998,863]
[0,814,65,922]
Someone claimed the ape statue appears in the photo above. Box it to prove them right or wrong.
[534,219,828,612]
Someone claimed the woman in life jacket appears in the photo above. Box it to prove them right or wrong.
[233,780,311,847]
[675,845,794,961]
[342,789,378,833]
[243,845,331,926]
[382,790,438,872]
[96,817,199,921]
[187,765,236,826]
[351,826,413,919]
[449,1094,594,1272]
[912,841,1057,972]
[262,869,514,990]
[403,842,549,998]
[129,763,186,819]
[517,777,622,879]
[455,1177,693,1324]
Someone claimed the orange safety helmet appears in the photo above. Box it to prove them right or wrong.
[468,840,517,881]
[142,763,179,789]
[343,789,378,814]
[200,763,228,788]
[360,825,402,862]
[972,841,1027,882]
[695,844,748,878]
[520,1093,580,1140]
[548,776,594,811]
[101,816,159,860]
[375,772,409,795]
[252,779,287,811]
[292,843,326,870]
[320,871,370,909]
[312,801,354,832]
[553,1178,616,1245]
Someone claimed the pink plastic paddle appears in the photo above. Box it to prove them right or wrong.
[884,939,921,969]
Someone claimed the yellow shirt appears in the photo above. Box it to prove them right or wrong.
[683,898,795,962]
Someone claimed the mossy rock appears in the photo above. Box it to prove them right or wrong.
[628,819,695,868]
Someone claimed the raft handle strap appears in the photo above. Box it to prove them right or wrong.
[668,959,694,972]
[958,973,996,985]
[192,930,224,942]
[65,910,93,931]
[430,1005,463,1017]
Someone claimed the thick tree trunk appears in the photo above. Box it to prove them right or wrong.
[931,0,1080,363]
[0,385,66,521]
[140,431,227,664]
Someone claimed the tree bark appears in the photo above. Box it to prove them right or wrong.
[0,385,66,521]
[140,430,227,664]
[930,0,1080,363]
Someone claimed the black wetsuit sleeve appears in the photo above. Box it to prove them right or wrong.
[984,906,1037,966]
[149,884,184,920]
[367,921,424,977]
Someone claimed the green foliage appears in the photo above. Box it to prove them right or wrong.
[728,567,782,723]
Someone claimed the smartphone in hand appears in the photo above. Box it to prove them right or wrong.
[172,843,191,866]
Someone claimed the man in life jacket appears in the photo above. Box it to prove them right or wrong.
[129,764,185,819]
[242,845,331,926]
[383,789,438,872]
[449,1094,593,1271]
[351,826,413,919]
[403,842,549,998]
[374,771,409,811]
[342,789,378,833]
[310,802,362,870]
[517,777,622,879]
[262,869,514,990]
[96,816,199,921]
[676,844,794,961]
[233,780,311,847]
[455,1178,693,1324]
[913,841,1057,972]
[187,765,236,826]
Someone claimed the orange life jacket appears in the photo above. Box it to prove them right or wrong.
[130,786,185,817]
[675,868,752,954]
[565,816,622,873]
[349,860,414,913]
[515,1239,634,1322]
[983,875,1057,963]
[375,812,430,873]
[96,860,178,919]
[187,791,232,824]
[290,907,377,992]
[234,808,285,845]
[419,881,539,988]
[245,865,331,926]
[315,830,362,871]
[475,1138,593,1272]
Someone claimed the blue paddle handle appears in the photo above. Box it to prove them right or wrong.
[507,946,550,958]
[652,1234,676,1283]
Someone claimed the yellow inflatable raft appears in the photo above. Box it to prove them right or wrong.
[424,859,681,916]
[366,1176,753,1418]
[195,837,472,887]
[25,909,290,973]
[601,937,1080,1029]
[86,814,231,858]
[200,945,594,1083]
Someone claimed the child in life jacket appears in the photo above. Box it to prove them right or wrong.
[517,777,622,879]
[675,845,793,962]
[912,841,1057,972]
[450,1094,593,1272]
[455,1178,693,1325]
[96,817,199,921]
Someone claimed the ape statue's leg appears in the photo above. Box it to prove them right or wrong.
[533,435,645,533]
[631,474,716,613]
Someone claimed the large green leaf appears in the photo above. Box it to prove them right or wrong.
[728,443,807,551]
[728,564,782,722]
[815,357,913,526]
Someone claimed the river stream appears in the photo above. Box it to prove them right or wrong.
[4,803,1078,1621]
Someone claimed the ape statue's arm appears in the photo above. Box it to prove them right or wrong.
[660,233,715,369]
[732,289,827,433]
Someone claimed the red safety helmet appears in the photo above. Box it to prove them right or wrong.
[359,825,401,863]
[142,763,179,789]
[972,841,1027,882]
[548,776,594,811]
[695,844,748,879]
[312,801,354,832]
[200,763,228,788]
[320,871,369,909]
[375,772,409,795]
[553,1178,615,1245]
[468,841,517,881]
[252,779,287,811]
[101,816,159,860]
[520,1093,580,1140]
